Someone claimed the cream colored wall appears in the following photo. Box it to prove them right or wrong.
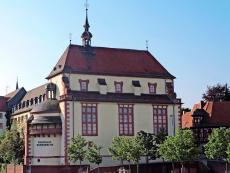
[31,135,61,165]
[50,74,174,98]
[68,101,180,156]
[48,75,66,97]
[69,74,170,94]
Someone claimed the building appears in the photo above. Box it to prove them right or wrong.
[2,7,181,167]
[182,101,230,144]
[0,96,7,133]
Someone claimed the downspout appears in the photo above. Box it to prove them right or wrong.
[171,104,176,136]
[72,100,74,138]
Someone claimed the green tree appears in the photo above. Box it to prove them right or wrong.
[86,143,102,173]
[0,125,24,164]
[127,137,144,173]
[205,127,230,173]
[137,131,157,163]
[68,135,88,172]
[159,129,200,173]
[108,136,128,166]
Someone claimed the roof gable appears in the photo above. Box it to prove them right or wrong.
[47,45,175,79]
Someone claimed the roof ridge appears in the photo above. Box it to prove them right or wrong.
[70,44,147,52]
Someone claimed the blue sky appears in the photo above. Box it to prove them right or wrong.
[0,0,229,108]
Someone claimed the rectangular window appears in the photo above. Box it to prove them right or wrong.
[115,82,123,93]
[153,105,168,135]
[148,83,157,94]
[0,123,3,129]
[0,113,3,119]
[119,104,134,136]
[82,103,98,136]
[79,79,89,91]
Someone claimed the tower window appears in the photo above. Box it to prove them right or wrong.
[114,81,123,93]
[79,79,89,91]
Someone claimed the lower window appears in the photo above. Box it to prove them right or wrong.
[153,105,168,135]
[82,103,98,136]
[118,104,134,136]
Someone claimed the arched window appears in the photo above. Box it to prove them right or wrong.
[26,100,30,107]
[39,95,42,103]
[35,97,38,104]
[30,98,34,106]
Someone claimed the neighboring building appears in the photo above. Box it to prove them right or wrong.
[3,8,181,167]
[0,96,7,133]
[182,101,230,144]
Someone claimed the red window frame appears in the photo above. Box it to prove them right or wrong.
[114,81,123,93]
[79,79,89,91]
[148,83,157,94]
[153,105,168,135]
[81,103,98,136]
[118,104,134,136]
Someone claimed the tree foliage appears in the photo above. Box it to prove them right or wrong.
[205,127,230,160]
[108,136,129,164]
[86,142,102,165]
[68,134,88,165]
[137,131,158,162]
[159,129,200,172]
[205,128,230,173]
[108,136,144,173]
[202,83,230,101]
[0,125,24,164]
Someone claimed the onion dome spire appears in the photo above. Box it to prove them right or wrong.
[81,1,92,47]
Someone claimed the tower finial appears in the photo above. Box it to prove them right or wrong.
[69,33,72,45]
[81,0,92,47]
[146,40,149,51]
[16,76,19,90]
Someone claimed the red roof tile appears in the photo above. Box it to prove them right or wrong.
[47,45,175,79]
[182,101,230,128]
[204,101,230,126]
[182,112,193,128]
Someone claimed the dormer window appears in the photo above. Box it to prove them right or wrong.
[26,100,30,107]
[46,83,56,99]
[35,97,38,104]
[132,81,141,96]
[39,95,42,103]
[30,98,34,106]
[115,81,123,93]
[79,79,89,91]
[98,78,107,95]
[148,83,157,94]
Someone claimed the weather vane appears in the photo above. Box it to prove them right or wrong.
[69,33,72,44]
[146,40,149,51]
[85,0,89,11]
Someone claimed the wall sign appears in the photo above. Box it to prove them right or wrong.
[37,141,54,147]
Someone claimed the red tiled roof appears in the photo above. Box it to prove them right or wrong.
[204,101,230,126]
[182,112,193,128]
[182,101,230,128]
[0,96,7,112]
[47,45,175,79]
